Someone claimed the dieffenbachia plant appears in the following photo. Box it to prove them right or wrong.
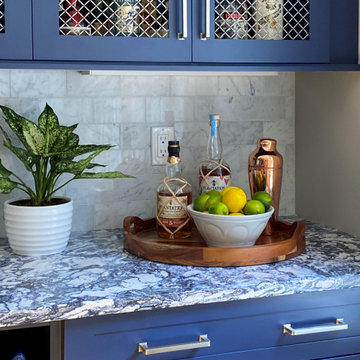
[0,103,133,206]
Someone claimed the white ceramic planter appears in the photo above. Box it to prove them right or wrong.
[4,197,73,256]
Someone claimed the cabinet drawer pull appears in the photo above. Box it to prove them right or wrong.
[200,0,210,40]
[178,0,188,40]
[138,334,210,355]
[283,318,348,336]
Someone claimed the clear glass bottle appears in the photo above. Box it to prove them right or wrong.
[115,0,140,36]
[199,114,231,194]
[255,0,283,40]
[157,141,192,239]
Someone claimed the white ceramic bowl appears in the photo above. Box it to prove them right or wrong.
[187,205,274,248]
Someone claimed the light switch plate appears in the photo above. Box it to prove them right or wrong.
[151,126,175,165]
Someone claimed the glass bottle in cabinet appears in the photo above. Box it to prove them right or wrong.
[157,141,192,239]
[255,0,283,40]
[199,115,231,194]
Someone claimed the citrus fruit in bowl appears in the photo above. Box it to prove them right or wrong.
[187,204,274,248]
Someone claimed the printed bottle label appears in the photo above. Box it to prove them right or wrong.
[157,195,188,227]
[199,175,231,193]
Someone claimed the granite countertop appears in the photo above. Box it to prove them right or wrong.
[1,218,360,328]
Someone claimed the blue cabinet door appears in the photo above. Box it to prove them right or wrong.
[33,0,191,62]
[192,0,331,63]
[0,0,32,60]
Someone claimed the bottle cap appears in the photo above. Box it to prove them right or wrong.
[168,140,180,157]
[209,114,220,127]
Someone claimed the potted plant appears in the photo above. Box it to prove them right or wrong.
[0,103,133,256]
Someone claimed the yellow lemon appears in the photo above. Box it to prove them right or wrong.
[208,202,229,215]
[220,186,239,197]
[229,212,245,216]
[243,200,265,215]
[221,188,247,213]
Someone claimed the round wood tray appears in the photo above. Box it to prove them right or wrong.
[123,217,306,267]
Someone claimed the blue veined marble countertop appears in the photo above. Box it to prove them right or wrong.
[1,218,360,328]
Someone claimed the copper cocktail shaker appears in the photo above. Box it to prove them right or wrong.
[248,138,283,220]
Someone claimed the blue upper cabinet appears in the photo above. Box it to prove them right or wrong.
[32,0,335,64]
[0,0,32,60]
[192,0,330,63]
[33,0,192,62]
[4,0,359,66]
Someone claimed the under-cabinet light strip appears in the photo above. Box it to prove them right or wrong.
[80,70,279,77]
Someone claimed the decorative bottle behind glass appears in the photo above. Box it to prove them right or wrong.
[157,141,192,239]
[255,0,283,40]
[199,114,231,194]
[215,0,249,39]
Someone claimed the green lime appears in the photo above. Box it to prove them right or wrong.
[206,190,222,201]
[208,202,229,215]
[206,195,221,209]
[243,200,265,215]
[193,194,211,212]
[252,191,272,210]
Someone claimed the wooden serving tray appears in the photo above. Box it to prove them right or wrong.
[123,217,306,267]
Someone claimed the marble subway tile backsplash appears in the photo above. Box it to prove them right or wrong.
[0,70,295,236]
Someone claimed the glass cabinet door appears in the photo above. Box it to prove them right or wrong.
[0,0,32,60]
[33,0,192,62]
[192,0,330,63]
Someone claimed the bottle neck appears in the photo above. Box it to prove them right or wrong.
[166,157,182,178]
[207,120,223,161]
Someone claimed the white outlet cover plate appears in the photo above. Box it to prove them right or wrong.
[151,126,175,165]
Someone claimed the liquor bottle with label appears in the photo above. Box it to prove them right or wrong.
[255,0,283,40]
[115,0,140,36]
[199,114,231,194]
[215,0,249,39]
[157,141,192,239]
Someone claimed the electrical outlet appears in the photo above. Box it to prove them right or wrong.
[151,127,175,165]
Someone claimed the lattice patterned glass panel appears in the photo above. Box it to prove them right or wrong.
[59,0,169,37]
[0,0,5,34]
[215,0,310,40]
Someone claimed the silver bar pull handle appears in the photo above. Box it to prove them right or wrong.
[178,0,188,40]
[200,0,210,40]
[283,318,348,336]
[138,334,210,355]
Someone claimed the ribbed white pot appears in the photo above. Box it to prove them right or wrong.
[4,197,73,256]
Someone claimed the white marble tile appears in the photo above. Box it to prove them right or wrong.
[194,96,286,122]
[170,76,219,96]
[119,76,170,97]
[76,123,121,146]
[93,97,146,124]
[0,70,10,97]
[0,70,296,233]
[146,97,194,124]
[10,70,67,98]
[67,71,121,97]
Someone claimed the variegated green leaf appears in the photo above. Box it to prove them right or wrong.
[22,120,45,155]
[55,147,108,175]
[0,177,18,194]
[86,163,106,169]
[0,159,12,177]
[75,171,134,179]
[0,105,29,146]
[55,144,112,160]
[38,103,60,154]
[1,125,35,171]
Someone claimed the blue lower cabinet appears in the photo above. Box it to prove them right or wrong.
[64,289,360,360]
